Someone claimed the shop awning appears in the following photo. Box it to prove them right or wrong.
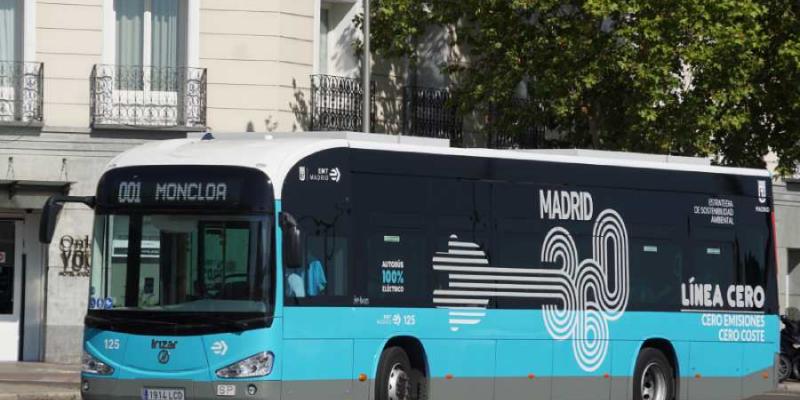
[0,180,73,210]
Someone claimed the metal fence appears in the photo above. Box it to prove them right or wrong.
[0,61,43,124]
[308,75,552,148]
[486,98,546,149]
[310,74,375,132]
[90,65,207,129]
[402,86,462,144]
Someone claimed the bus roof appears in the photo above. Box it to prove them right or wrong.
[106,131,770,197]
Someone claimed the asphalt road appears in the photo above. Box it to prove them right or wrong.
[748,394,800,400]
[746,381,800,400]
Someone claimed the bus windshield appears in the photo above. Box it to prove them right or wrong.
[89,214,271,315]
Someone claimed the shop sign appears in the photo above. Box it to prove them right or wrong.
[59,235,90,277]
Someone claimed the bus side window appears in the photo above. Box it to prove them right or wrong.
[688,241,736,288]
[737,228,767,288]
[366,228,428,306]
[304,235,346,297]
[282,149,352,305]
[629,239,682,309]
[285,224,349,301]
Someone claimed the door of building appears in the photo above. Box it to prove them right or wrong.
[0,220,22,361]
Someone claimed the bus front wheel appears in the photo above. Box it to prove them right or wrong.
[376,347,416,400]
[633,348,675,400]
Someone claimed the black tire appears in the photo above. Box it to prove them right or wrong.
[376,347,414,400]
[791,354,800,380]
[778,354,792,381]
[633,348,676,400]
[409,368,428,400]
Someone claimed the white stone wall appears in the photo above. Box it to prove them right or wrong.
[201,0,315,132]
[774,179,800,311]
[37,0,103,128]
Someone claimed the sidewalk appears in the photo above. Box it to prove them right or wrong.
[0,363,80,400]
[779,381,800,394]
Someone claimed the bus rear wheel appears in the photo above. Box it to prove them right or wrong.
[377,347,415,400]
[633,348,675,400]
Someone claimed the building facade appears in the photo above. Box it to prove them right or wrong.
[0,0,369,363]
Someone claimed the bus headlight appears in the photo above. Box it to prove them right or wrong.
[216,352,274,378]
[82,351,114,375]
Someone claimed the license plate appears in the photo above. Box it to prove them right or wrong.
[142,388,185,400]
[216,384,236,396]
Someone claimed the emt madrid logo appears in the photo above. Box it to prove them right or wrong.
[432,190,630,372]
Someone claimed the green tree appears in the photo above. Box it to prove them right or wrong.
[362,0,800,174]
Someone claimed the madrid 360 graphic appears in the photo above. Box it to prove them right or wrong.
[433,209,629,372]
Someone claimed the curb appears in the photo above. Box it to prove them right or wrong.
[0,393,80,400]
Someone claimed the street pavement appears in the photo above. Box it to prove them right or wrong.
[746,381,800,400]
[0,361,799,400]
[0,363,79,400]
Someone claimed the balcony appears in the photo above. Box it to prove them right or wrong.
[0,61,43,126]
[90,65,207,130]
[310,74,374,132]
[403,86,462,144]
[308,75,552,148]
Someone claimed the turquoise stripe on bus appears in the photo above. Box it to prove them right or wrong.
[281,307,777,379]
[83,307,777,382]
[85,307,779,380]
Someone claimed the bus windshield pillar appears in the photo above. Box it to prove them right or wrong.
[125,216,142,308]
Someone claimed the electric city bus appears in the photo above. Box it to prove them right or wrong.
[39,132,779,400]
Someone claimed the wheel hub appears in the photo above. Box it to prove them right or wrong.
[779,357,791,379]
[641,362,668,400]
[387,363,411,400]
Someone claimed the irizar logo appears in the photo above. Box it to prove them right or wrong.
[151,339,177,350]
[157,349,170,364]
[432,208,630,373]
[758,180,767,204]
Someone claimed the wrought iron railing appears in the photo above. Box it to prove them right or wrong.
[402,86,462,144]
[310,74,374,132]
[486,98,546,149]
[0,61,43,124]
[90,65,207,129]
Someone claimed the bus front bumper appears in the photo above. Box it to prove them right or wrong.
[80,377,281,400]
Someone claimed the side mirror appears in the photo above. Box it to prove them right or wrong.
[39,195,96,244]
[279,211,302,269]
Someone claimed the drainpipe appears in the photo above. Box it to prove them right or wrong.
[362,0,370,133]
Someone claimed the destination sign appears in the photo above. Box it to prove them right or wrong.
[96,165,273,212]
[117,181,230,204]
[116,179,238,206]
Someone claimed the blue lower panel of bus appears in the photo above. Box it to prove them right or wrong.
[83,308,777,399]
[281,307,778,381]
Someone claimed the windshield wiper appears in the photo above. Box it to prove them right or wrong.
[193,315,266,331]
[86,313,180,330]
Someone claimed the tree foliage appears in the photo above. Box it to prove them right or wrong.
[364,0,800,174]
